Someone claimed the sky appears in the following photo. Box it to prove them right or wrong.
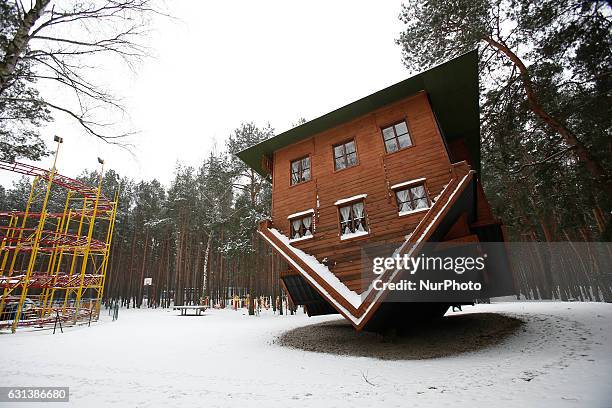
[2,0,410,188]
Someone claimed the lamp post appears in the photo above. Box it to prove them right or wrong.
[73,156,104,324]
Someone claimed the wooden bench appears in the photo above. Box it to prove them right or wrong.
[172,305,208,316]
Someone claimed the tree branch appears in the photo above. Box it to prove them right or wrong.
[509,145,577,174]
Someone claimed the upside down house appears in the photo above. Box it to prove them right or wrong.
[237,51,514,331]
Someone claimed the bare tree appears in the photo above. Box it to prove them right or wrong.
[0,0,165,158]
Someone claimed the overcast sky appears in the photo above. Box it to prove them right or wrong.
[2,0,410,187]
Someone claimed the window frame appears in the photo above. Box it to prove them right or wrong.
[332,138,359,172]
[336,199,369,239]
[392,181,431,216]
[289,213,314,241]
[289,155,311,186]
[380,119,414,154]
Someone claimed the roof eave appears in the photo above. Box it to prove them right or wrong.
[236,50,480,177]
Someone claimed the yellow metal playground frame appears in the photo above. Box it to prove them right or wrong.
[0,137,118,333]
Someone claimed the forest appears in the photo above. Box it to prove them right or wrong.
[0,123,285,310]
[0,0,610,308]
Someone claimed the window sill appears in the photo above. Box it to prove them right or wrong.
[384,143,415,157]
[340,230,369,241]
[333,163,359,174]
[398,207,429,217]
[334,194,367,206]
[289,179,313,189]
[390,178,426,190]
[289,235,314,243]
[287,209,315,219]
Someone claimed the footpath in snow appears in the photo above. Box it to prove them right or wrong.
[0,302,610,408]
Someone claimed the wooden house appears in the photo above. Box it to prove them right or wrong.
[237,51,514,331]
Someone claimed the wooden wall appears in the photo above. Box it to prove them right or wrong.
[271,92,459,292]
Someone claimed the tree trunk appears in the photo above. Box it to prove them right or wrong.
[202,230,213,300]
[484,36,612,208]
[126,231,137,308]
[0,0,51,93]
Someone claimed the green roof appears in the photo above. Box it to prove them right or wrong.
[236,50,480,177]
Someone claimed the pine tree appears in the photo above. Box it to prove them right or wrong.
[396,0,611,239]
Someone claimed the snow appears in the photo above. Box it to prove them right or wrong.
[334,194,367,206]
[269,228,362,308]
[262,172,472,326]
[398,207,429,217]
[351,171,472,325]
[390,177,426,190]
[289,234,314,243]
[0,302,610,408]
[340,230,369,240]
[432,181,451,203]
[287,209,314,219]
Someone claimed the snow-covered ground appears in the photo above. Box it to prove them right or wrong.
[1,302,610,408]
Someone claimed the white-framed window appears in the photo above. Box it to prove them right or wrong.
[395,182,430,215]
[290,214,313,241]
[338,200,368,239]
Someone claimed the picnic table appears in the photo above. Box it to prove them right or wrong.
[173,305,208,316]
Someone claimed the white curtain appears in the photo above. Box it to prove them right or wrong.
[396,189,410,212]
[340,206,351,235]
[303,216,312,236]
[353,202,365,232]
[292,219,301,239]
[415,197,428,209]
[412,186,428,209]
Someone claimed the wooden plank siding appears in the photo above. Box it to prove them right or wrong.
[258,162,478,329]
[270,92,468,293]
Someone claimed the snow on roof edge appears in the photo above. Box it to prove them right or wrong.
[268,228,362,308]
[353,171,474,325]
[260,171,473,326]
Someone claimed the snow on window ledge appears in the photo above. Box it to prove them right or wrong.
[340,230,369,241]
[289,234,314,243]
[287,208,314,219]
[390,177,426,190]
[398,207,429,217]
[334,194,367,206]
